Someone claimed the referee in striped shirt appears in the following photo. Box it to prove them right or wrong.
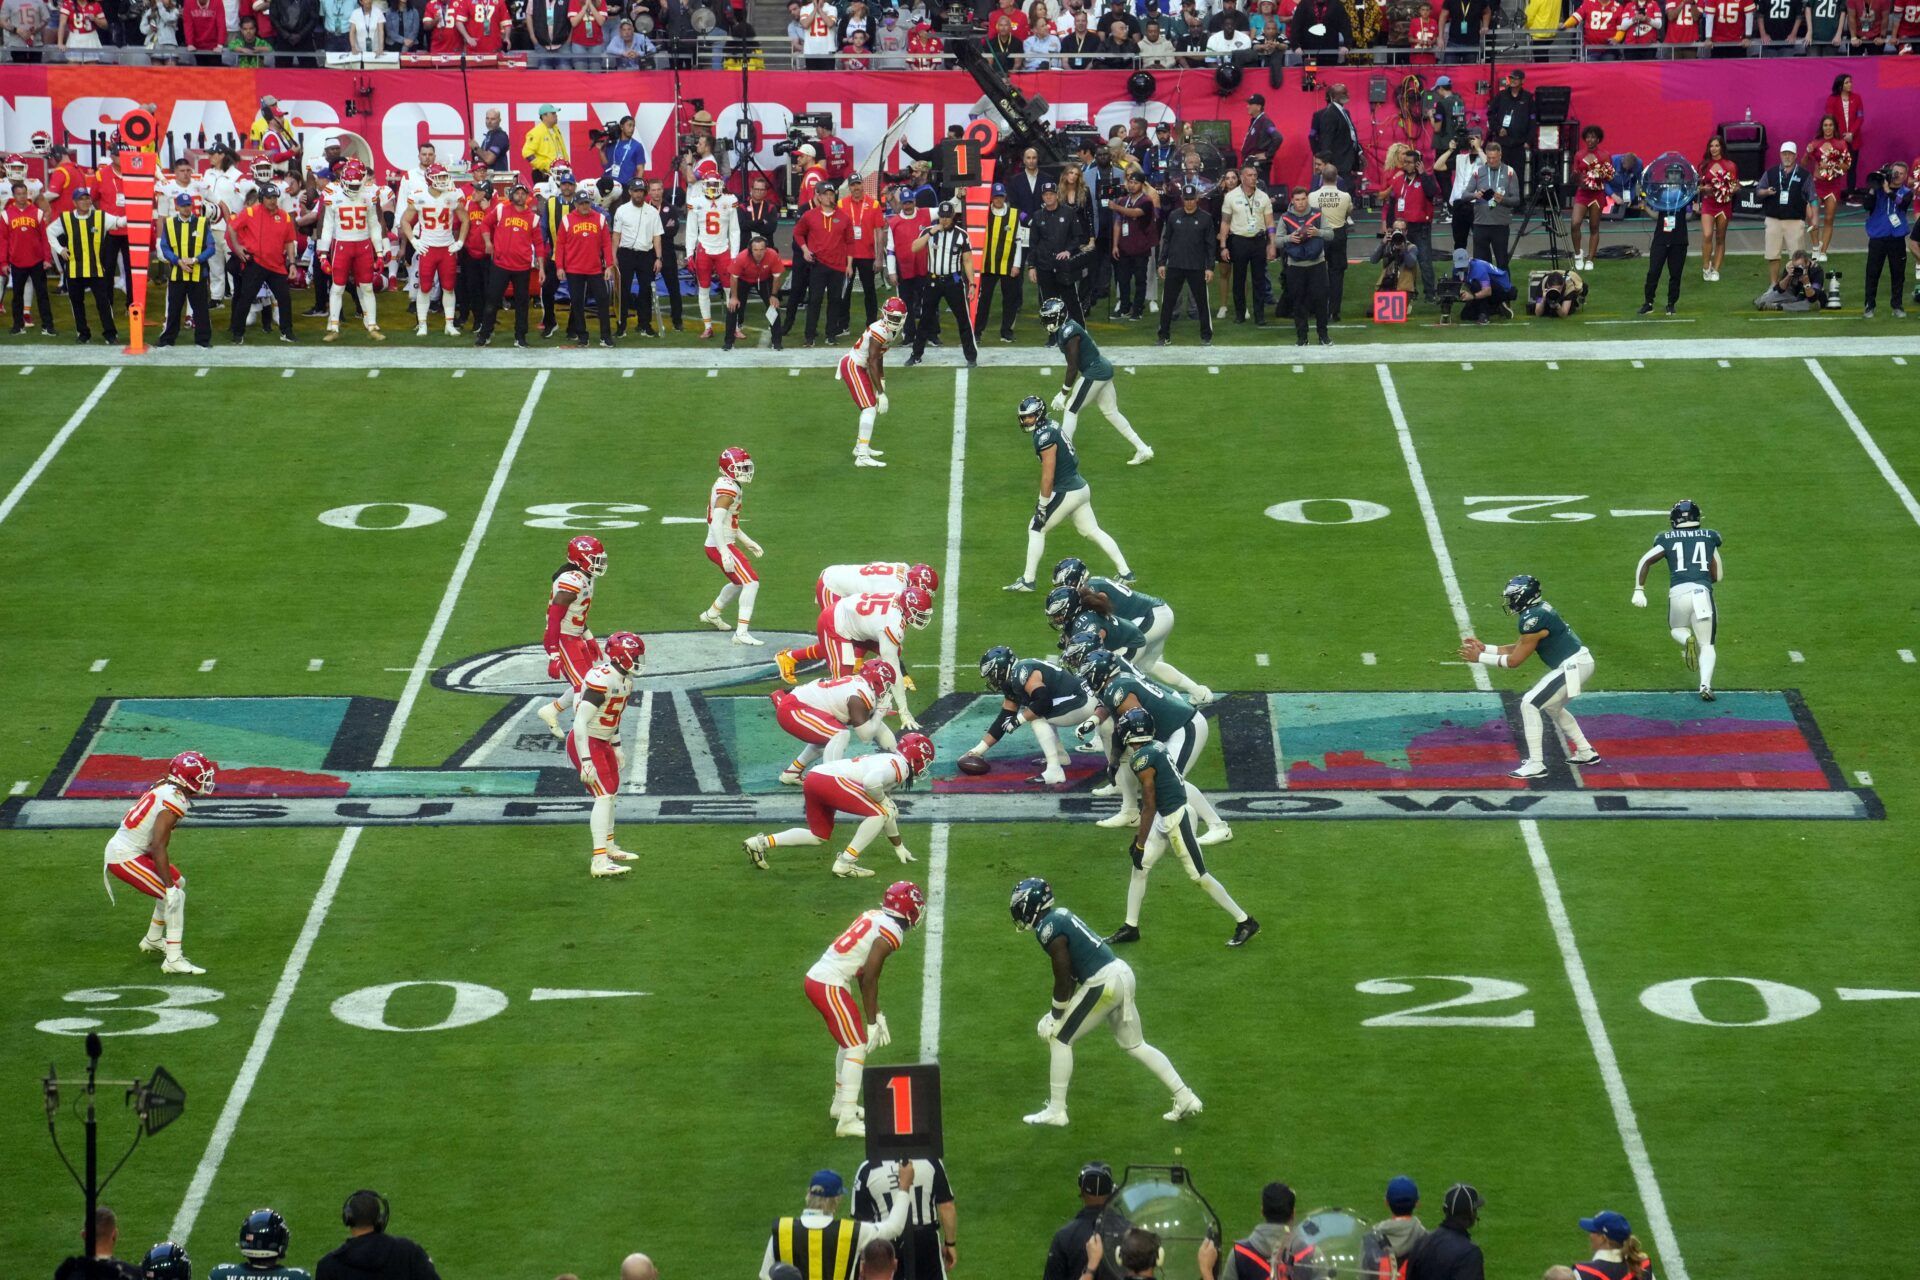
[856,1157,957,1280]
[906,201,978,366]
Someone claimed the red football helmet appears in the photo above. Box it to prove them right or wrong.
[718,446,754,485]
[604,631,646,674]
[340,158,367,191]
[167,751,218,796]
[899,587,933,629]
[882,296,908,328]
[898,732,936,776]
[566,534,607,578]
[860,659,898,700]
[882,880,927,928]
[906,563,939,595]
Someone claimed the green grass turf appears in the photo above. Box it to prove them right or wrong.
[1,353,1917,1280]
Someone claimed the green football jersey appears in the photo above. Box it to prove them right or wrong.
[1651,527,1722,589]
[210,1265,313,1280]
[1129,740,1189,814]
[1100,670,1196,737]
[1032,421,1087,492]
[1517,602,1583,668]
[1087,576,1163,628]
[1806,0,1843,37]
[1077,611,1146,656]
[1035,906,1117,981]
[1012,657,1088,712]
[1057,318,1115,381]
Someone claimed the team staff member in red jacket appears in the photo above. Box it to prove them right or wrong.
[886,184,938,350]
[1381,147,1441,302]
[724,233,787,352]
[228,185,299,342]
[555,189,615,348]
[786,184,853,347]
[456,178,496,329]
[838,173,886,333]
[476,183,545,348]
[6,182,56,334]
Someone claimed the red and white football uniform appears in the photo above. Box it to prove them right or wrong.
[705,471,757,585]
[320,185,387,285]
[103,780,191,901]
[838,317,892,410]
[548,567,599,689]
[817,593,908,680]
[817,560,909,609]
[797,753,910,841]
[408,188,463,297]
[687,186,740,288]
[804,907,905,1048]
[568,656,631,796]
[775,674,881,746]
[155,173,208,219]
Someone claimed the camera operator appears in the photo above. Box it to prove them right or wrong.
[1279,186,1331,345]
[1308,160,1354,321]
[1452,250,1516,324]
[1029,181,1089,326]
[1381,147,1440,302]
[1469,141,1519,271]
[1219,163,1276,325]
[1440,129,1488,255]
[1639,180,1692,316]
[601,116,646,190]
[1369,220,1422,300]
[1428,77,1467,179]
[791,142,831,208]
[678,123,730,192]
[1530,266,1586,317]
[1863,162,1912,318]
[1754,249,1826,311]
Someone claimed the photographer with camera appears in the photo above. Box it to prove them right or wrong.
[1470,141,1520,271]
[1451,248,1516,324]
[1531,267,1586,316]
[678,117,731,191]
[1754,248,1826,311]
[1862,162,1912,318]
[1369,220,1423,302]
[1380,145,1440,302]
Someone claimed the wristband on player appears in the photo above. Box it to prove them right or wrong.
[1476,649,1505,668]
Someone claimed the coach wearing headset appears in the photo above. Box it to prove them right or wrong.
[316,1189,441,1280]
[1044,1162,1117,1280]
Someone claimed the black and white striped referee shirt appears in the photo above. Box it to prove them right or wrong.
[923,225,972,278]
[854,1156,952,1232]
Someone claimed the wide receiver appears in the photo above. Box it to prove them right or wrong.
[840,295,909,468]
[397,163,468,337]
[744,732,935,878]
[1010,876,1202,1128]
[1632,498,1723,702]
[1461,574,1603,779]
[317,158,389,342]
[1043,296,1154,465]
[538,534,607,737]
[570,630,647,878]
[776,561,938,683]
[687,174,740,339]
[772,661,902,785]
[101,750,216,974]
[804,879,926,1137]
[698,447,765,646]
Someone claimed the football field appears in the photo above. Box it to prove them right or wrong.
[2,323,1918,1280]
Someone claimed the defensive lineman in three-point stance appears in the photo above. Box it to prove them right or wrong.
[1004,398,1133,594]
[1042,297,1154,465]
[1010,876,1202,1128]
[1461,575,1604,780]
[1632,499,1724,702]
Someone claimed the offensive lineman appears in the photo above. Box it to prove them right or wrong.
[1632,499,1723,702]
[687,174,740,339]
[570,630,647,878]
[1111,706,1259,948]
[841,296,909,468]
[101,750,216,974]
[1010,876,1203,1128]
[538,534,607,737]
[317,159,389,342]
[1055,557,1213,704]
[966,645,1109,786]
[397,163,468,336]
[1004,397,1133,593]
[1077,650,1233,847]
[698,447,765,646]
[1043,296,1154,465]
[773,661,902,785]
[744,732,936,878]
[804,880,926,1137]
[1461,575,1604,779]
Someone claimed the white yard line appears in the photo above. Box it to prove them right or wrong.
[918,367,968,1064]
[167,371,548,1246]
[1379,367,1689,1280]
[1806,357,1920,529]
[0,368,118,527]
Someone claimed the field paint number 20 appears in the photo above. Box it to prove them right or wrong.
[1359,975,1825,1028]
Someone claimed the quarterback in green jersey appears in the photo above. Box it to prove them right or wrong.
[1010,876,1203,1127]
[1631,498,1724,702]
[1462,574,1603,780]
[1042,296,1154,466]
[1005,396,1134,593]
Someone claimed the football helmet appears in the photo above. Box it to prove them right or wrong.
[882,879,927,928]
[899,586,934,629]
[860,659,899,700]
[167,751,218,797]
[1115,705,1157,747]
[340,158,367,193]
[1502,574,1542,615]
[1079,649,1122,693]
[29,130,52,153]
[141,1242,191,1280]
[2,153,27,180]
[718,446,754,485]
[249,159,275,182]
[238,1208,290,1262]
[979,644,1017,692]
[1039,296,1068,333]
[882,296,909,331]
[1010,876,1054,930]
[1051,557,1089,591]
[1669,499,1702,529]
[1060,630,1102,672]
[1018,395,1048,433]
[702,175,723,199]
[565,534,608,578]
[603,631,647,674]
[906,562,939,594]
[1043,586,1081,630]
[426,163,453,194]
[551,163,575,186]
[898,731,936,776]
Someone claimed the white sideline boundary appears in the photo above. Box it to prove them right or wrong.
[1376,367,1691,1280]
[0,368,119,526]
[1806,357,1920,529]
[166,371,550,1246]
[919,367,968,1064]
[0,334,1915,372]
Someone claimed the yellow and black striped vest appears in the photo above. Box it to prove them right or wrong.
[542,194,565,261]
[56,209,108,279]
[163,215,211,282]
[771,1216,859,1280]
[983,203,1021,275]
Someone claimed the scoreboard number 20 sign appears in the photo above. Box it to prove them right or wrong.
[862,1063,942,1161]
[1373,291,1409,323]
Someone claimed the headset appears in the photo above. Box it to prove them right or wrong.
[1078,1161,1116,1198]
[342,1189,391,1233]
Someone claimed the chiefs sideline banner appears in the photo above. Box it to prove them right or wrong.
[0,60,1914,187]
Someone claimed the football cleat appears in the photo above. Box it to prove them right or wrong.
[416,323,429,337]
[1508,760,1547,779]
[1227,917,1261,947]
[835,1112,868,1138]
[168,750,219,796]
[537,703,564,738]
[1003,577,1035,592]
[1106,924,1142,945]
[775,649,800,684]
[733,631,765,646]
[907,563,939,594]
[979,645,1017,693]
[854,452,888,468]
[1164,1089,1204,1121]
[899,586,934,629]
[861,659,899,701]
[1568,749,1604,765]
[604,631,646,673]
[833,854,875,878]
[697,608,731,631]
[1034,764,1067,786]
[1128,447,1155,466]
[161,955,207,975]
[1095,809,1141,828]
[1682,635,1699,670]
[1090,781,1118,798]
[1197,824,1234,847]
[1023,1104,1070,1127]
[603,841,638,862]
[1017,395,1048,433]
[567,534,609,577]
[1189,686,1217,707]
[883,879,927,928]
[898,732,936,776]
[139,937,167,956]
[718,445,755,485]
[744,834,770,868]
[589,854,631,878]
[1501,574,1543,615]
[1700,688,1715,702]
[1009,876,1054,930]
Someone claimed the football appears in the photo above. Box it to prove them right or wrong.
[956,754,991,776]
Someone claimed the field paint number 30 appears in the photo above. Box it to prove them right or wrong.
[1360,975,1825,1029]
[37,985,225,1036]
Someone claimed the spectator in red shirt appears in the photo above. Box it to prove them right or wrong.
[180,0,225,55]
[44,147,84,218]
[886,184,937,348]
[986,0,1029,37]
[565,0,601,63]
[227,183,298,342]
[463,0,505,49]
[1704,0,1752,51]
[6,181,55,334]
[724,234,787,351]
[838,173,885,330]
[422,0,464,51]
[554,190,614,347]
[1664,0,1701,48]
[1893,0,1920,43]
[1380,146,1439,302]
[1620,0,1663,51]
[1848,0,1889,43]
[477,183,544,347]
[786,184,852,346]
[1409,5,1439,60]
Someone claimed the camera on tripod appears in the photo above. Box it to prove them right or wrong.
[771,111,835,159]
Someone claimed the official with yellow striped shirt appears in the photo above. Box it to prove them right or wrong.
[157,194,217,348]
[760,1166,915,1280]
[48,187,124,344]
